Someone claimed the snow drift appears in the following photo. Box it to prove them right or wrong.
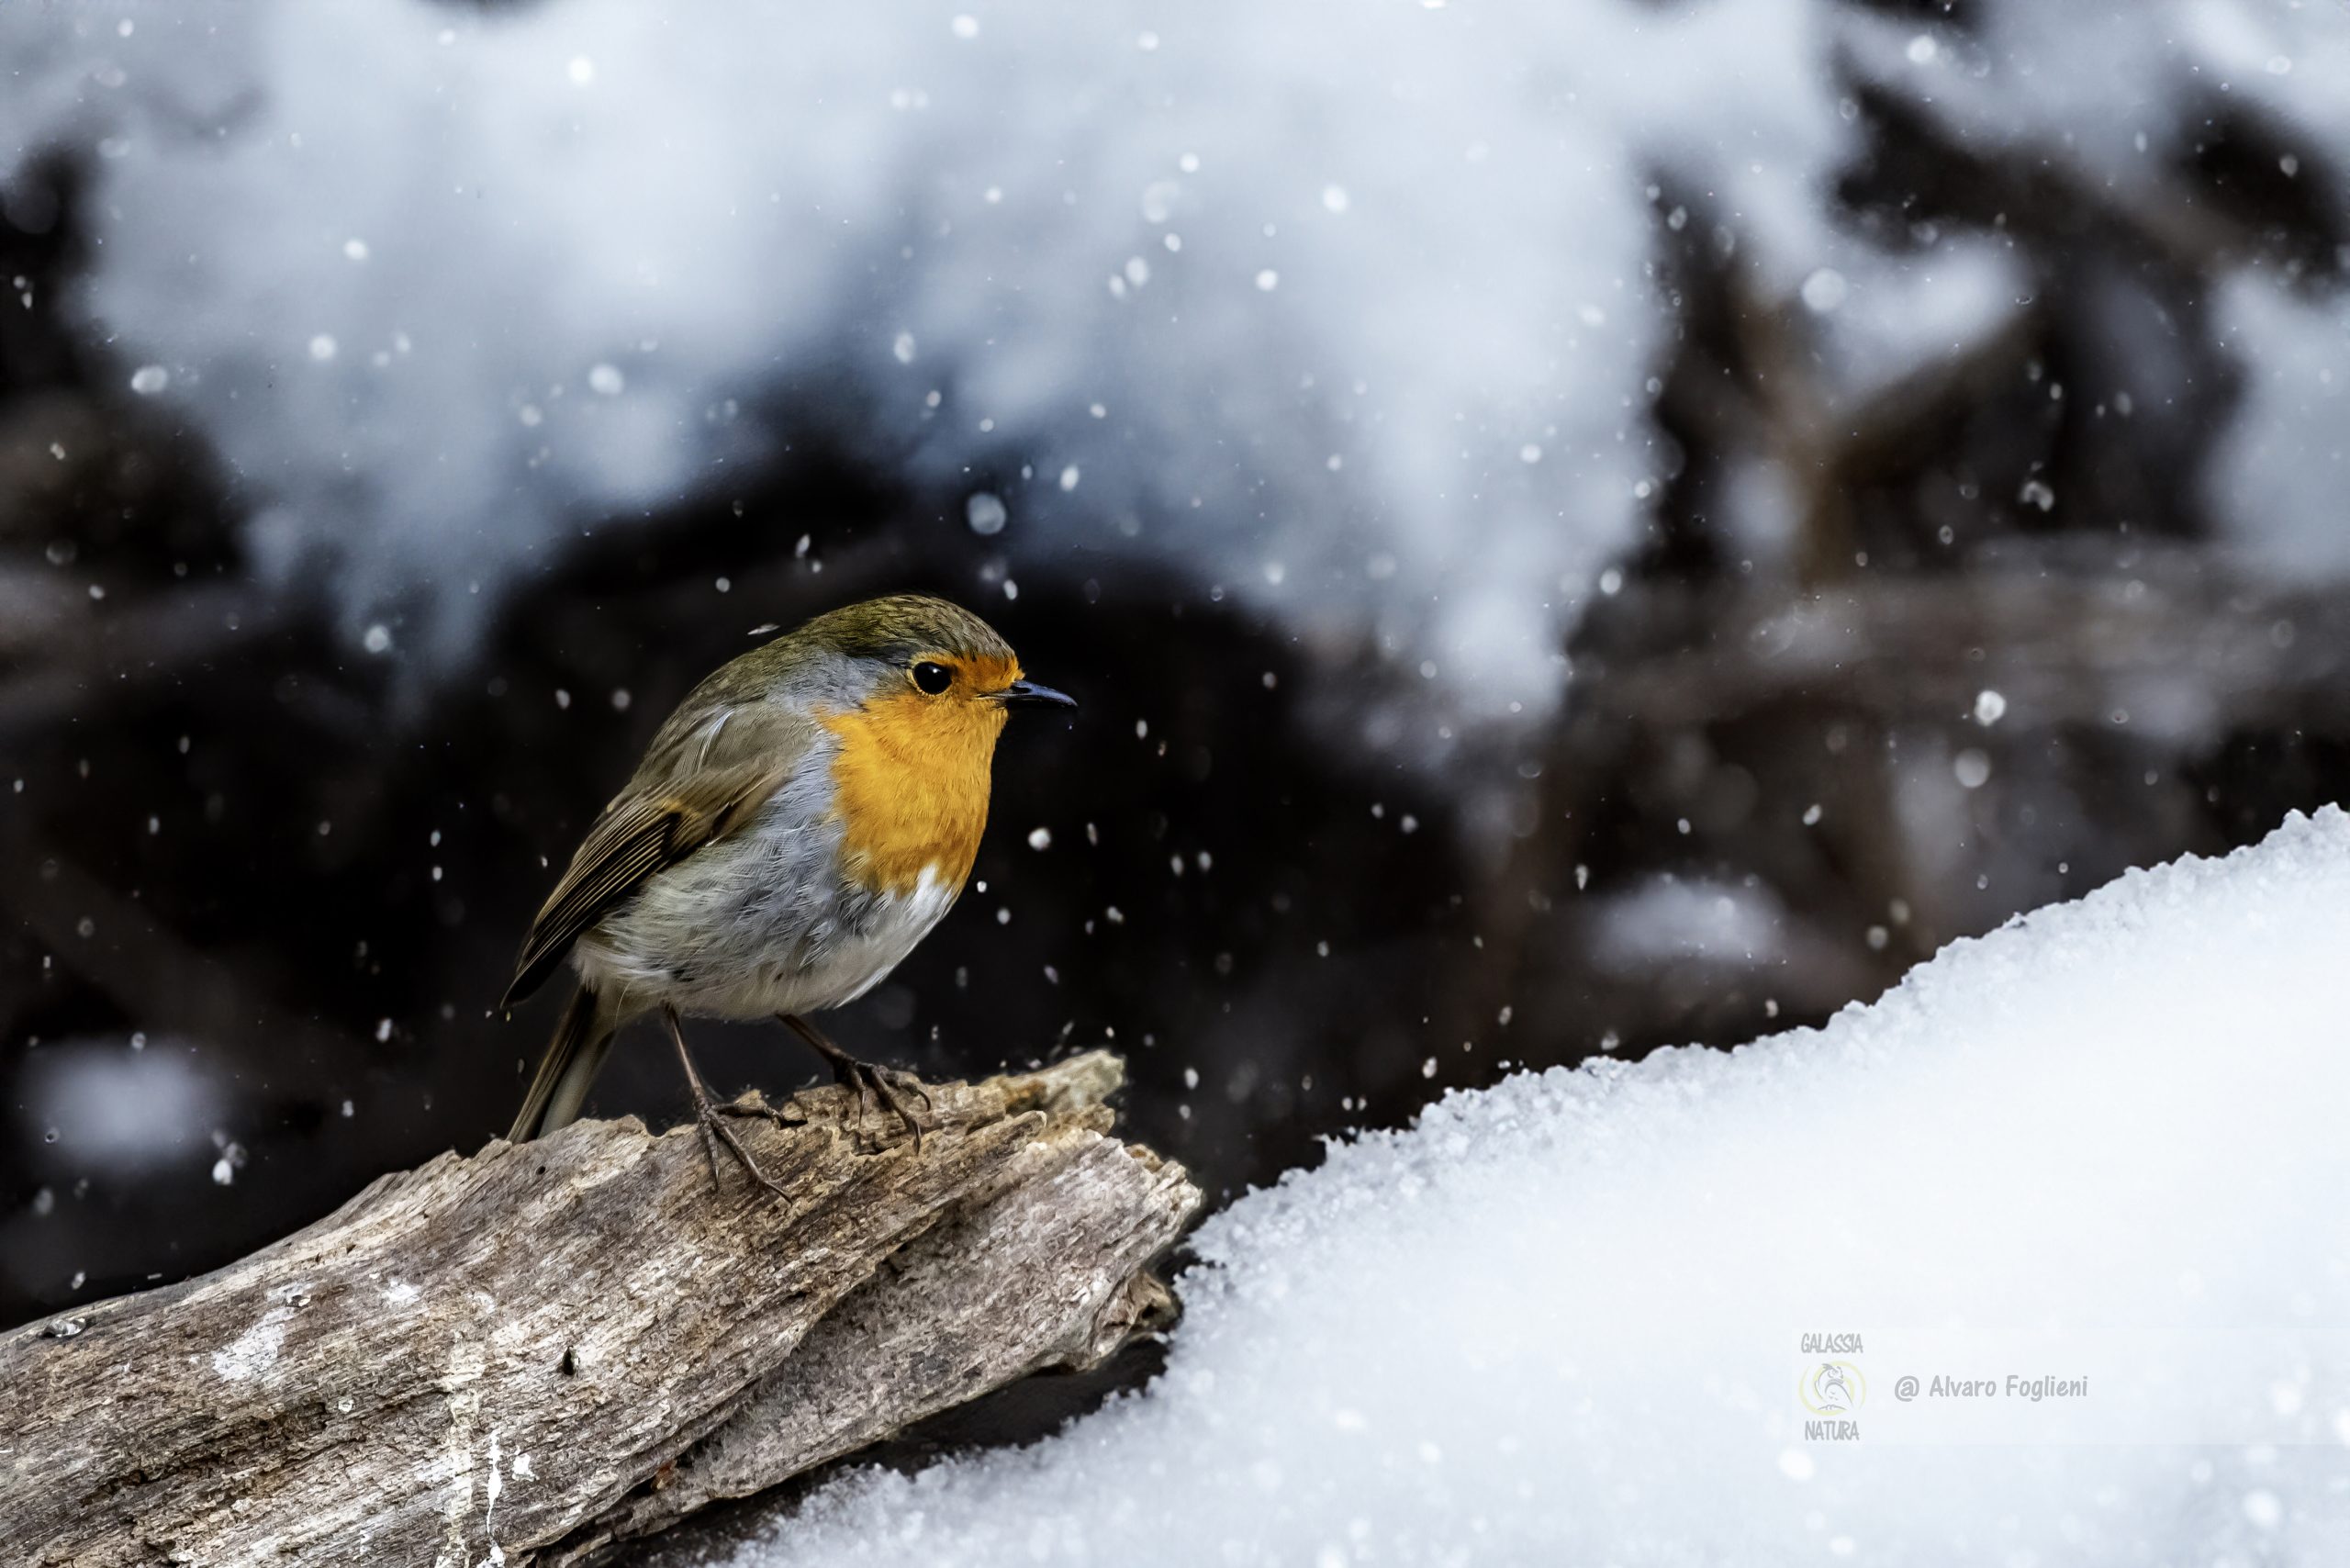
[703,808,2350,1565]
[0,0,1961,722]
[8,0,2349,727]
[9,0,1854,711]
[12,0,2350,722]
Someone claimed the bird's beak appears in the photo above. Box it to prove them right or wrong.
[991,678,1077,711]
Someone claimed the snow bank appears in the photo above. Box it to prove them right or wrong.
[714,809,2350,1565]
[1,0,1863,719]
[9,0,2350,724]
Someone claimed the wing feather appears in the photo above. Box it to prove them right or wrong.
[499,702,813,1009]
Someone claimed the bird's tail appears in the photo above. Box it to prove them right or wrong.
[508,984,619,1142]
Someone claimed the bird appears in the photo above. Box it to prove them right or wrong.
[498,592,1076,1192]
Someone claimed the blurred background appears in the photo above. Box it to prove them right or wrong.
[5,0,2350,1349]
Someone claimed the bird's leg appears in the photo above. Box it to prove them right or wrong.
[665,1007,789,1198]
[778,1013,930,1150]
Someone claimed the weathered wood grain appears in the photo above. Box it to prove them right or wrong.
[0,1051,1196,1567]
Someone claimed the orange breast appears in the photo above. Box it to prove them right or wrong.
[822,686,1008,897]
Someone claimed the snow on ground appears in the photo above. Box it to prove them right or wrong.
[710,809,2350,1565]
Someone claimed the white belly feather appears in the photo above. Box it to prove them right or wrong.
[569,795,961,1022]
[785,863,959,1011]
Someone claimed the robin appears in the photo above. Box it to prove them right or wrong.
[498,593,1075,1191]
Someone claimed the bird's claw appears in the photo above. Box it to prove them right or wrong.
[834,1059,931,1153]
[692,1097,790,1198]
[713,1096,792,1125]
[778,1015,933,1153]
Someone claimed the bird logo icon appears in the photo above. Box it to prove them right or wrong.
[1801,1361,1866,1415]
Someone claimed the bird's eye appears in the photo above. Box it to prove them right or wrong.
[912,661,953,695]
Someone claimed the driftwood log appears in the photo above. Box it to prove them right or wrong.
[0,1051,1197,1566]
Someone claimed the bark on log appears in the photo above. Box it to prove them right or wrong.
[0,1051,1198,1567]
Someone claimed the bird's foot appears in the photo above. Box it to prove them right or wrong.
[835,1057,933,1152]
[778,1014,933,1152]
[690,1091,791,1198]
[712,1093,795,1126]
[661,1006,789,1197]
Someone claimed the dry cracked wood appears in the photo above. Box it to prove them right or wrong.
[0,1050,1197,1567]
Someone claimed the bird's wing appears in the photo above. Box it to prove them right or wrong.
[500,702,817,1010]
